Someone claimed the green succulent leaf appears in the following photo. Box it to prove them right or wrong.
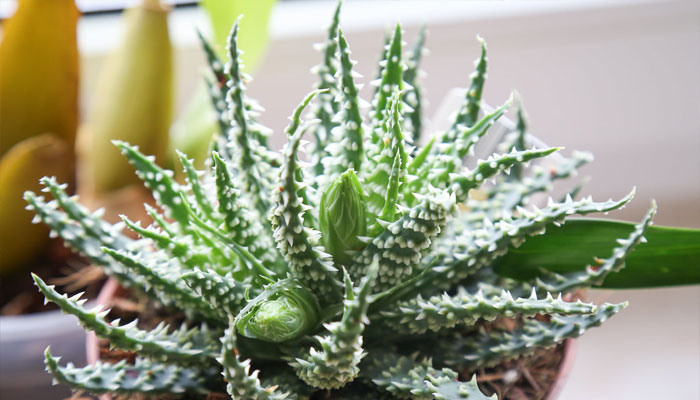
[219,321,290,399]
[323,26,365,177]
[222,19,279,217]
[120,215,211,270]
[365,23,406,174]
[475,149,593,222]
[182,268,254,317]
[177,149,218,221]
[176,192,278,283]
[351,187,456,292]
[271,90,341,300]
[458,302,627,368]
[260,366,316,400]
[427,374,495,400]
[102,247,223,322]
[33,177,133,252]
[500,97,529,180]
[369,150,403,237]
[307,0,342,180]
[143,203,178,237]
[114,141,189,227]
[381,286,596,334]
[453,36,488,129]
[44,348,220,395]
[370,23,405,138]
[403,25,427,144]
[365,90,409,218]
[495,214,700,288]
[420,190,636,292]
[33,274,220,364]
[212,151,280,267]
[365,352,494,399]
[23,181,150,295]
[450,146,560,203]
[535,202,657,292]
[444,95,512,161]
[409,96,514,201]
[196,28,227,89]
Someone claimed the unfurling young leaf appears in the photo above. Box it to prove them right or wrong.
[319,169,368,266]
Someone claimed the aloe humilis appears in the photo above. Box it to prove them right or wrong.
[27,2,659,399]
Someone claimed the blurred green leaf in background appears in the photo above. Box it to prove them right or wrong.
[169,0,277,168]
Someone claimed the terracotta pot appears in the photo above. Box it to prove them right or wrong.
[86,278,578,400]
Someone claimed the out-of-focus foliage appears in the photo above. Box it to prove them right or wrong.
[0,135,71,275]
[77,0,173,198]
[0,0,79,273]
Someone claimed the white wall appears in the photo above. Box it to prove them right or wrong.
[244,0,700,229]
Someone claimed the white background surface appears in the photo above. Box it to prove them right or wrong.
[560,286,700,399]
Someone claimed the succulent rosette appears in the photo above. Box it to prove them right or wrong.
[25,2,663,399]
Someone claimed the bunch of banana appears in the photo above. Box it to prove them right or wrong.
[0,0,79,275]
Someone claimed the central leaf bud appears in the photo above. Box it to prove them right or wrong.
[236,281,321,343]
[319,169,367,266]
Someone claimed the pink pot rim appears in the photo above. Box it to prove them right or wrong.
[87,278,578,399]
[545,338,577,400]
[86,278,119,400]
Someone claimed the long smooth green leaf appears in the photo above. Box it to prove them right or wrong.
[493,218,700,288]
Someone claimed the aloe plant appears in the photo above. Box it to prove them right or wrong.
[27,3,695,399]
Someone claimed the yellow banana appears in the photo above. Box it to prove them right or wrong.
[0,134,71,275]
[77,0,173,197]
[0,0,80,158]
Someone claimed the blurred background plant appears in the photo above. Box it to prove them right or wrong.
[0,0,79,281]
[76,0,173,223]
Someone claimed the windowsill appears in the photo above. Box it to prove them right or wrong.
[0,0,670,54]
